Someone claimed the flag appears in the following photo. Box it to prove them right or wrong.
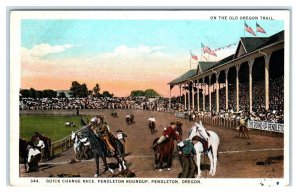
[190,51,198,60]
[256,22,266,33]
[210,50,217,57]
[201,42,211,54]
[201,43,217,57]
[244,22,256,36]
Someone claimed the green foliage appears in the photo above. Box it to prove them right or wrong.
[20,88,57,98]
[102,91,114,98]
[69,81,89,97]
[58,91,66,98]
[93,83,101,97]
[144,89,159,97]
[130,89,159,97]
[130,90,145,97]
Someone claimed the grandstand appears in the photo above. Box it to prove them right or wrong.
[168,30,284,124]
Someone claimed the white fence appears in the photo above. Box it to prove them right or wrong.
[247,120,284,133]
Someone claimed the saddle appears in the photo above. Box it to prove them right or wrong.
[200,132,211,153]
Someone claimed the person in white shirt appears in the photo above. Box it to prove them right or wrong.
[35,137,45,161]
[27,144,41,172]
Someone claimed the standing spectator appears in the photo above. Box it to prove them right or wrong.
[26,143,41,172]
[35,137,45,161]
[177,139,196,178]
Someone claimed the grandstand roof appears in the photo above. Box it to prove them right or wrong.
[169,30,284,85]
[169,69,197,85]
[196,61,218,74]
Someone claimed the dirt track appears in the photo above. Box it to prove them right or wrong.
[20,110,284,178]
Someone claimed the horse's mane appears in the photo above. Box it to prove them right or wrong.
[81,127,107,157]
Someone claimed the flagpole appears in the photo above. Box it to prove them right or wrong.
[244,21,245,38]
[190,50,191,70]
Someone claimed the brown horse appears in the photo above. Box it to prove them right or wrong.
[31,132,52,161]
[152,132,181,171]
[237,125,250,139]
[148,121,156,134]
[126,115,134,125]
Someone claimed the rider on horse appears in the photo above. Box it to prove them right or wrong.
[152,122,177,148]
[148,116,155,123]
[99,122,116,156]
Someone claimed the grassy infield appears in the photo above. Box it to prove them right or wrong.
[20,115,91,142]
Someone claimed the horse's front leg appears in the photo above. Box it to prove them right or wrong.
[94,156,99,177]
[103,156,114,174]
[207,151,214,175]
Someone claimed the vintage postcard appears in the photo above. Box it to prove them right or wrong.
[10,9,290,186]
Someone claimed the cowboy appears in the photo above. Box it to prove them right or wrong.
[35,137,45,161]
[26,143,41,172]
[152,122,177,148]
[116,129,128,153]
[236,114,248,132]
[116,129,127,145]
[148,116,156,122]
[99,122,116,156]
[177,139,196,178]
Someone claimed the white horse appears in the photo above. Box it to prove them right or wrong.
[188,121,220,178]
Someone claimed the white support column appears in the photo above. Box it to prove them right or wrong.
[188,83,191,111]
[236,64,240,112]
[248,59,254,113]
[192,82,195,110]
[197,79,200,112]
[184,85,187,110]
[216,72,220,113]
[202,79,206,111]
[225,69,229,111]
[179,84,182,105]
[264,53,271,110]
[169,87,172,110]
[209,75,212,112]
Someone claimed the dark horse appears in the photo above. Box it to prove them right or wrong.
[111,112,119,118]
[152,133,181,171]
[80,127,126,177]
[19,138,29,167]
[31,132,52,161]
[126,115,134,125]
[148,121,156,134]
[238,125,250,139]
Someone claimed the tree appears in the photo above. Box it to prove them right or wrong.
[29,88,36,98]
[20,89,30,98]
[93,83,101,97]
[130,90,145,97]
[58,91,66,98]
[70,81,81,97]
[69,81,89,97]
[144,89,159,97]
[102,91,113,98]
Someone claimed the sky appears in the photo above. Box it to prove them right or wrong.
[21,19,284,97]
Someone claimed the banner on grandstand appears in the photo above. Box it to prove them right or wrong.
[247,120,284,133]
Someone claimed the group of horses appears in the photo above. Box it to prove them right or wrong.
[19,132,52,170]
[152,121,219,178]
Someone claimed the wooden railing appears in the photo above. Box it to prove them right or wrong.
[49,126,86,158]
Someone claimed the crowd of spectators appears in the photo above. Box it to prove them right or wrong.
[19,96,170,112]
[19,77,284,124]
[174,76,284,123]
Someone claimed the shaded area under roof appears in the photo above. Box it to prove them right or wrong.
[168,69,197,85]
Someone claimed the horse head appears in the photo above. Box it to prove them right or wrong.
[188,121,209,141]
[195,121,209,141]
